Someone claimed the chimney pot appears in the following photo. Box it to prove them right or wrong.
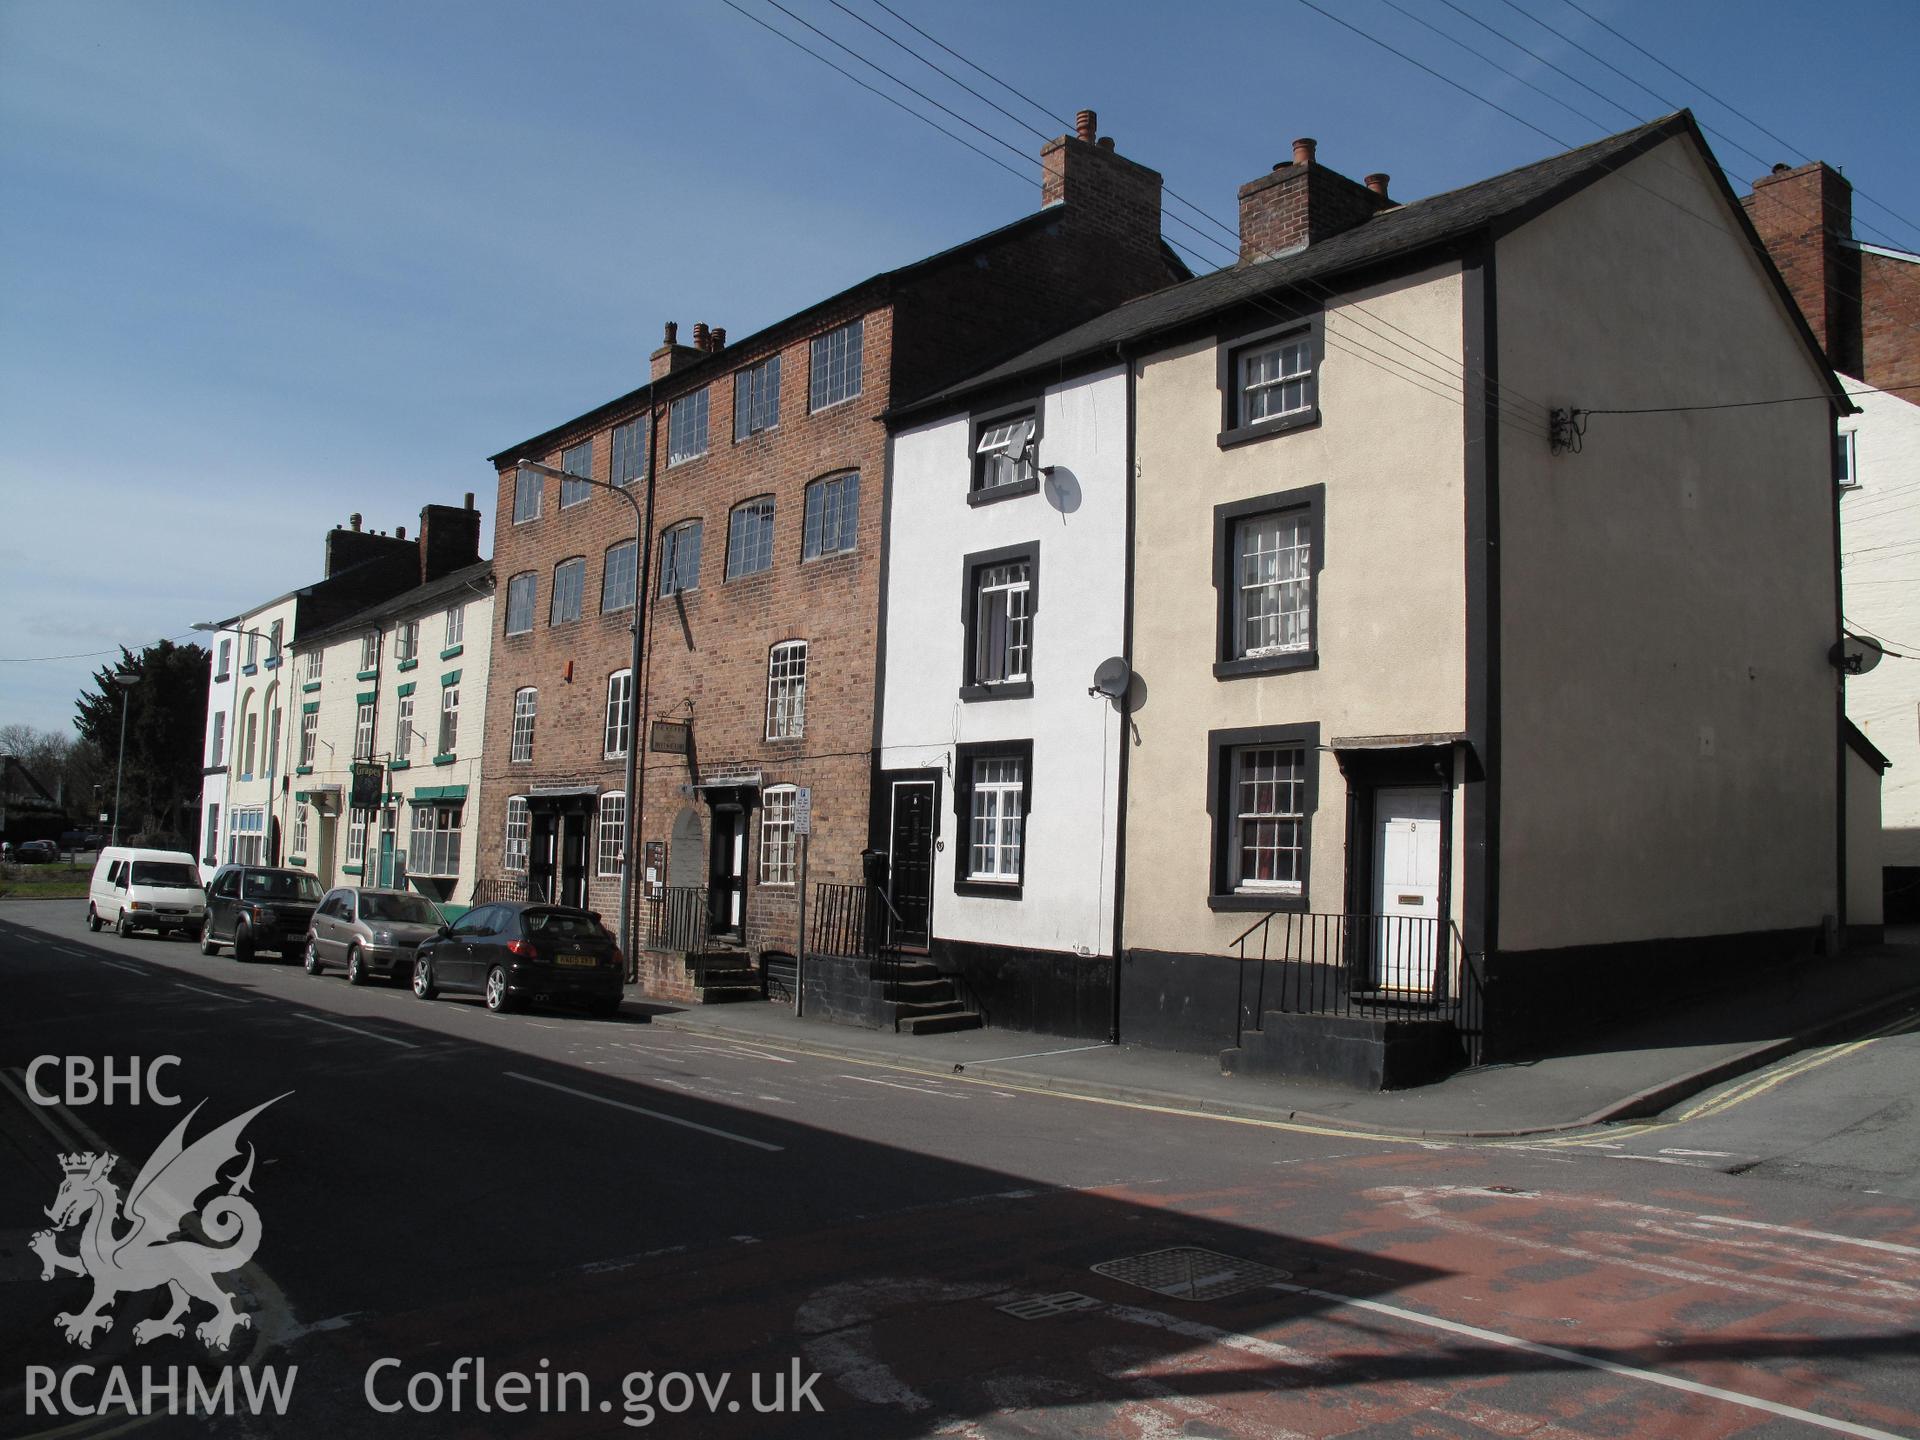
[1293,137,1317,167]
[1075,108,1097,143]
[1772,162,1791,174]
[464,491,475,510]
[1097,136,1114,151]
[710,326,726,350]
[1365,172,1390,198]
[692,321,710,350]
[350,513,362,532]
[663,320,678,345]
[396,525,406,540]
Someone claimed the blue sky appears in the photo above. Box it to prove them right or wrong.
[2,0,1914,734]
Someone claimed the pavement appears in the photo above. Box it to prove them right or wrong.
[645,936,1920,1138]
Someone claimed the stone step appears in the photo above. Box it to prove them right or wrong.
[696,982,764,1005]
[901,1009,982,1036]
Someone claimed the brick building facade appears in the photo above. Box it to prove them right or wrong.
[476,113,1186,1000]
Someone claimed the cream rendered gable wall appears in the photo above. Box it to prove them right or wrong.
[1838,379,1920,870]
[295,625,378,889]
[1493,135,1840,951]
[1124,263,1469,958]
[221,593,298,867]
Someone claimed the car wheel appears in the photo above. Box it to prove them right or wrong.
[347,946,367,986]
[484,965,515,1014]
[200,926,220,956]
[233,922,254,962]
[87,905,102,933]
[303,939,324,976]
[411,956,437,1000]
[116,909,134,939]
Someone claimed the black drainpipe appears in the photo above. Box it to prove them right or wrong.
[1109,341,1137,1045]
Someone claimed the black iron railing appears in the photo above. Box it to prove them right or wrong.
[809,881,908,1030]
[1229,910,1488,1064]
[645,886,710,952]
[472,873,530,906]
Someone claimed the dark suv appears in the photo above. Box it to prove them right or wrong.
[201,866,325,962]
[413,902,625,1016]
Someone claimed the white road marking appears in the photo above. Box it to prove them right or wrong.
[505,1071,784,1152]
[1608,1154,1707,1167]
[1267,1280,1913,1440]
[965,1041,1111,1065]
[297,1014,418,1049]
[52,946,94,959]
[101,960,146,975]
[1683,1214,1920,1261]
[841,1074,966,1099]
[172,982,249,1003]
[1660,1148,1739,1157]
[679,1041,795,1064]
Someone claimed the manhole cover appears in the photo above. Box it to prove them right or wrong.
[997,1291,1103,1321]
[1090,1248,1291,1301]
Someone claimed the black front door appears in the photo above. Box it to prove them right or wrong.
[558,814,588,909]
[708,806,745,942]
[888,779,936,949]
[528,813,557,903]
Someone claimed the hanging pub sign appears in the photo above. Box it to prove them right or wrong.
[350,762,385,811]
[650,720,691,755]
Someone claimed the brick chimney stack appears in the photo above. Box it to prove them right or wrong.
[324,515,415,578]
[651,319,705,379]
[1237,137,1393,265]
[1039,105,1165,266]
[418,494,483,583]
[1742,160,1861,378]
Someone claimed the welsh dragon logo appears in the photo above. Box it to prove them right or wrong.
[30,1094,286,1351]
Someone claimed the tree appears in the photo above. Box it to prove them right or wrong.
[73,640,209,846]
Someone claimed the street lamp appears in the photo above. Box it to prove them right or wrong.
[515,459,648,963]
[109,671,139,846]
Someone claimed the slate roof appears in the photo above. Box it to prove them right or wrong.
[893,111,1845,421]
[291,561,494,649]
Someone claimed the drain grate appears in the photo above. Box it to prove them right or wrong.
[997,1291,1103,1321]
[1090,1248,1292,1301]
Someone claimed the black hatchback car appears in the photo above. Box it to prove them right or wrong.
[412,902,625,1016]
[201,865,325,962]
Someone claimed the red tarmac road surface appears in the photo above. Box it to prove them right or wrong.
[322,1151,1920,1439]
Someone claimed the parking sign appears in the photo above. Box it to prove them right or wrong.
[794,786,812,836]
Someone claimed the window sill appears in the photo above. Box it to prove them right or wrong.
[724,566,774,585]
[967,476,1040,508]
[342,864,364,877]
[513,514,541,526]
[294,765,313,776]
[396,658,418,672]
[432,754,457,767]
[356,669,379,682]
[439,644,463,660]
[287,854,306,867]
[214,672,230,683]
[263,657,281,670]
[666,453,708,469]
[1207,891,1309,913]
[1214,651,1317,680]
[954,878,1024,900]
[241,664,258,677]
[301,681,321,693]
[503,628,533,640]
[959,681,1034,703]
[1217,408,1320,450]
[389,759,411,771]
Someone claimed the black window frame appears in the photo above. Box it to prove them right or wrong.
[951,738,1034,899]
[968,398,1044,506]
[726,495,777,580]
[959,540,1039,702]
[503,572,537,635]
[1205,721,1320,913]
[559,440,595,508]
[808,317,865,412]
[1212,483,1324,679]
[1218,312,1324,449]
[801,471,860,561]
[549,556,586,627]
[732,354,782,442]
[601,538,638,613]
[611,416,649,487]
[658,518,703,596]
[667,388,710,467]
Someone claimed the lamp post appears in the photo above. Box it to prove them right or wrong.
[109,671,139,846]
[515,459,648,964]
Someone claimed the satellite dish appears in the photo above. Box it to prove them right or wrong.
[1830,634,1886,675]
[1090,656,1132,699]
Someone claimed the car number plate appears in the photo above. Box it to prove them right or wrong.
[556,953,596,967]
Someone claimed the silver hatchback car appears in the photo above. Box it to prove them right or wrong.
[304,887,446,985]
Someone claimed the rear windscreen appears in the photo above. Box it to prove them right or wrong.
[243,871,324,903]
[523,910,610,942]
[130,863,201,888]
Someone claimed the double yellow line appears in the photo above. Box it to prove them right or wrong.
[1519,1007,1920,1150]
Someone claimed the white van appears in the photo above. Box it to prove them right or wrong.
[88,848,207,939]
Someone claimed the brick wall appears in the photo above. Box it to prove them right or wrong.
[1237,143,1389,264]
[1861,250,1920,392]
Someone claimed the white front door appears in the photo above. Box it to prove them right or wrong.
[1373,788,1445,992]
